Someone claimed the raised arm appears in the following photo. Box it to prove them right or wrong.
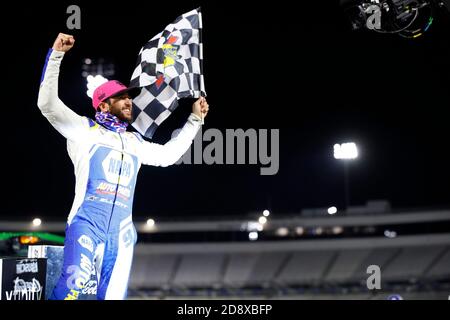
[139,97,209,167]
[37,33,88,141]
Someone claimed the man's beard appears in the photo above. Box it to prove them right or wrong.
[111,109,133,123]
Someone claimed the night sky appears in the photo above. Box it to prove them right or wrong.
[2,0,450,221]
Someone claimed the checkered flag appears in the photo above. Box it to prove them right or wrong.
[130,8,206,138]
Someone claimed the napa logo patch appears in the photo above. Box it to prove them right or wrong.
[101,150,135,187]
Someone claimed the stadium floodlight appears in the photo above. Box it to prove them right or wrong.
[82,57,115,79]
[332,226,344,234]
[334,142,358,160]
[258,216,267,224]
[328,206,338,215]
[249,232,258,241]
[32,218,42,227]
[263,210,270,217]
[384,230,397,238]
[314,227,324,235]
[275,227,289,237]
[245,221,263,232]
[86,74,109,98]
[333,142,359,210]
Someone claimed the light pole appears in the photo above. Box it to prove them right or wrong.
[333,142,358,210]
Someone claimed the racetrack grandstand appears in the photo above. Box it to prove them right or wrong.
[3,202,448,300]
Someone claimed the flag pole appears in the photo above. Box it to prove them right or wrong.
[201,93,205,125]
[199,7,205,126]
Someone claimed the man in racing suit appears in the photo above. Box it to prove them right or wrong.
[37,33,209,300]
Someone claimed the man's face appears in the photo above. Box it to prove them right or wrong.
[107,93,133,122]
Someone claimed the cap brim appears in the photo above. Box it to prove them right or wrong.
[110,86,141,100]
[126,86,141,99]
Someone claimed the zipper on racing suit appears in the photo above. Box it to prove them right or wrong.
[106,132,125,232]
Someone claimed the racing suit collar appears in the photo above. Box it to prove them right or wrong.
[95,111,128,133]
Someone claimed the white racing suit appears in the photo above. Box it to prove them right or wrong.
[38,49,201,300]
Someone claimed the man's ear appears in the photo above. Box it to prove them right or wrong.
[98,101,109,112]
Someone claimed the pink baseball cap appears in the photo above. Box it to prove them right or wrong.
[92,80,140,109]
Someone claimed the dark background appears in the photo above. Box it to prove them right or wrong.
[1,0,449,221]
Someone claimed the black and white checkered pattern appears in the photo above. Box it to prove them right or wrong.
[130,8,206,138]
